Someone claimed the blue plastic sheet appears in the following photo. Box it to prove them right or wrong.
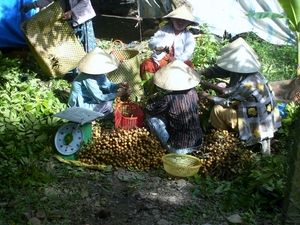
[0,0,37,47]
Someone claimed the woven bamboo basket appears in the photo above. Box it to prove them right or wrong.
[107,40,143,100]
[20,2,86,78]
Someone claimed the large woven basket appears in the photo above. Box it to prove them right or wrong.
[20,2,86,78]
[106,40,143,101]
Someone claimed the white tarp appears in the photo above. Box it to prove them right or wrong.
[137,0,296,45]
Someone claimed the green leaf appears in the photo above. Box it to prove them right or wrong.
[278,0,300,32]
[80,189,89,198]
[215,181,231,193]
[104,165,112,172]
[35,133,48,142]
[246,12,285,19]
[117,174,129,182]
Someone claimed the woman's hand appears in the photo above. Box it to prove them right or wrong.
[198,91,210,100]
[155,46,170,53]
[149,92,163,102]
[62,10,72,20]
[118,82,130,89]
[200,81,225,95]
[198,69,211,77]
[117,87,132,97]
[200,81,213,90]
[198,91,216,101]
[117,82,131,97]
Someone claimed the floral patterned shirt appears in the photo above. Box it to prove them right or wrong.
[213,72,282,145]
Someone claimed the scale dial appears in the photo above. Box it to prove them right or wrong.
[54,122,84,155]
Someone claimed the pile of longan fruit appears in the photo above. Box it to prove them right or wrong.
[192,129,255,178]
[77,99,255,177]
[195,98,255,178]
[77,126,167,171]
[198,99,212,115]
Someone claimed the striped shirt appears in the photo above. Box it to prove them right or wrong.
[146,88,203,149]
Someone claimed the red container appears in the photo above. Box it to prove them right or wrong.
[115,103,144,130]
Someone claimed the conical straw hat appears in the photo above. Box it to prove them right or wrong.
[216,45,262,73]
[78,47,119,75]
[163,5,199,26]
[153,60,201,91]
[218,37,259,59]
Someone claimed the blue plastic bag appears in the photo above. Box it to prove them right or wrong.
[278,103,287,118]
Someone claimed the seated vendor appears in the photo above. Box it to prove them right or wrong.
[140,5,198,80]
[198,45,282,154]
[145,60,204,154]
[68,47,132,119]
[140,5,198,96]
[199,37,259,89]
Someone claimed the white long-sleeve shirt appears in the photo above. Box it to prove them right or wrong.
[148,24,195,65]
[37,0,96,26]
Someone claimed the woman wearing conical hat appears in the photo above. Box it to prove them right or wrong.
[68,47,131,119]
[198,45,282,155]
[146,60,204,154]
[199,37,259,89]
[140,5,199,83]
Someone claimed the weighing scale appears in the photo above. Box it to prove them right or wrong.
[53,107,103,156]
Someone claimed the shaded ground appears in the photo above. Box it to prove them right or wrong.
[91,0,159,43]
[62,167,207,225]
[93,15,158,44]
[15,157,280,225]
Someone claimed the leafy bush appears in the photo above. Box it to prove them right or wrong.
[0,52,67,192]
[216,154,287,212]
[239,32,297,82]
[192,24,225,69]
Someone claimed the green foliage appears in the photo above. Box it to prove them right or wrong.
[277,0,300,33]
[0,55,67,192]
[175,204,202,223]
[246,0,300,75]
[188,154,286,223]
[192,24,224,69]
[189,174,220,198]
[192,29,297,82]
[277,101,300,146]
[217,154,286,216]
[247,12,285,19]
[239,32,297,81]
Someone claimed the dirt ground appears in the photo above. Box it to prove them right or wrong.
[67,167,211,225]
[41,157,277,225]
